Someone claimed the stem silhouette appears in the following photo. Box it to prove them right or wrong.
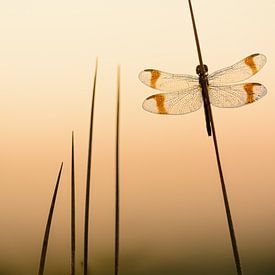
[38,162,63,275]
[115,65,121,275]
[188,1,242,274]
[84,59,98,275]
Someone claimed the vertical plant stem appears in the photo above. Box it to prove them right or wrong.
[71,132,76,275]
[208,106,242,275]
[38,162,63,275]
[115,65,121,275]
[187,1,242,274]
[84,58,98,275]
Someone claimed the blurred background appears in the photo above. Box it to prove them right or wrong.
[0,0,274,274]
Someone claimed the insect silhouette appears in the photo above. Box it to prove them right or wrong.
[139,53,267,135]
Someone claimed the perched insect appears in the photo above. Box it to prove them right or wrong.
[139,53,267,135]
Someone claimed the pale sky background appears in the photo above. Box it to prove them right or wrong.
[0,1,275,274]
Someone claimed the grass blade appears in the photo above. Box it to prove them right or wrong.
[115,65,121,275]
[209,109,243,275]
[188,1,242,273]
[38,162,64,275]
[84,58,98,275]
[71,132,76,275]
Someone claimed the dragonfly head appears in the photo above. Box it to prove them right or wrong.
[196,64,208,76]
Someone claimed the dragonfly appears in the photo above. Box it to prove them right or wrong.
[138,53,267,136]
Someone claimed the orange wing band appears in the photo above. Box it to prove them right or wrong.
[245,54,258,74]
[243,83,260,103]
[150,70,161,89]
[148,94,168,114]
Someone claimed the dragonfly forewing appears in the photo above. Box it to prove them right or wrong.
[209,53,267,85]
[139,69,198,92]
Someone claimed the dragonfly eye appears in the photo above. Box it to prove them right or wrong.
[196,64,208,75]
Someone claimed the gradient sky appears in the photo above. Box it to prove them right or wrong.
[0,1,274,274]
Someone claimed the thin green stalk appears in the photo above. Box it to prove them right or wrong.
[84,58,98,275]
[38,162,63,275]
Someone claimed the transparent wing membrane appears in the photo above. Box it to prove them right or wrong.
[139,53,267,114]
[209,83,267,108]
[138,69,198,92]
[209,53,267,85]
[142,86,202,115]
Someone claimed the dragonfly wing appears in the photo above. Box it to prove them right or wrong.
[209,53,267,85]
[139,69,198,92]
[209,83,267,108]
[143,85,202,115]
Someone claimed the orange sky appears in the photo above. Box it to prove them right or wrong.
[0,1,274,274]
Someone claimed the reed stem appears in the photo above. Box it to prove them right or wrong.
[187,1,242,274]
[115,65,121,275]
[71,132,76,275]
[83,59,98,275]
[38,162,63,275]
[208,103,242,275]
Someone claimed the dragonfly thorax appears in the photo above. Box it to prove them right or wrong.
[196,64,208,76]
[196,64,209,86]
